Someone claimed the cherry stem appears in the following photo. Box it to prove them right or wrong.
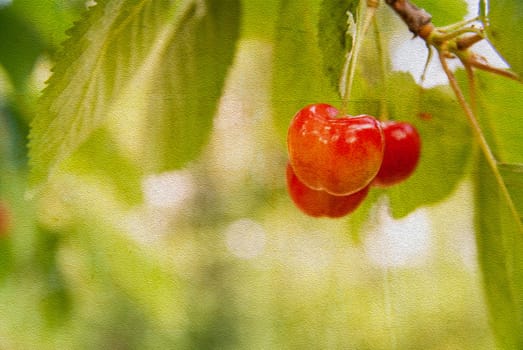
[457,33,484,51]
[341,1,378,114]
[373,15,390,121]
[439,16,480,32]
[432,27,483,44]
[468,57,521,82]
[438,51,523,233]
[419,44,433,85]
[462,60,477,114]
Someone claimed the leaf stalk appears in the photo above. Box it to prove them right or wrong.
[438,52,523,232]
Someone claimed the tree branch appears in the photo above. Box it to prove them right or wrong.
[385,0,520,83]
[384,0,433,38]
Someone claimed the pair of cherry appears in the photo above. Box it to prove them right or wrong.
[286,103,421,218]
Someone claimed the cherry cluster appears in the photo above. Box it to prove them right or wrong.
[286,103,421,218]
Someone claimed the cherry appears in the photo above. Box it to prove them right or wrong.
[287,103,384,195]
[286,163,369,218]
[372,121,421,187]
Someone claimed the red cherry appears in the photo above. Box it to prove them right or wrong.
[373,121,421,187]
[286,163,369,218]
[287,103,384,196]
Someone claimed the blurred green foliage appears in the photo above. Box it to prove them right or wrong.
[1,0,522,348]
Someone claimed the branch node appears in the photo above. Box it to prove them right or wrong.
[385,0,432,36]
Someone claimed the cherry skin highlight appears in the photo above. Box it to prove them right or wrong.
[373,121,421,187]
[287,103,384,195]
[286,163,369,218]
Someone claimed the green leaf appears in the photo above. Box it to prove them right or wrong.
[318,0,359,90]
[475,155,523,350]
[0,6,44,90]
[0,103,29,169]
[465,65,523,350]
[143,0,241,171]
[272,0,340,141]
[486,0,523,77]
[61,128,144,205]
[7,0,84,53]
[29,0,241,184]
[499,163,523,218]
[414,0,468,26]
[241,0,280,40]
[349,73,473,218]
[474,72,523,164]
[387,82,473,217]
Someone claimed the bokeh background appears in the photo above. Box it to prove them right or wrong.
[0,0,502,348]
